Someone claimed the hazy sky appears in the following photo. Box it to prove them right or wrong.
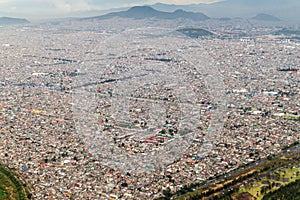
[0,0,220,19]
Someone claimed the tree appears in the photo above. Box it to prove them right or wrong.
[162,187,172,199]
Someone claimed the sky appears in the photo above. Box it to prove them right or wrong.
[0,0,220,20]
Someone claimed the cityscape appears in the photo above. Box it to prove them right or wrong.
[0,1,300,200]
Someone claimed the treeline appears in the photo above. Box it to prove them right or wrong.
[262,179,300,200]
[187,187,238,200]
[174,171,258,200]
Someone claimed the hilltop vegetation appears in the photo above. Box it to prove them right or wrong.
[176,28,214,38]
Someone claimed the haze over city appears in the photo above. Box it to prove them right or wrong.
[0,0,219,19]
[1,0,300,21]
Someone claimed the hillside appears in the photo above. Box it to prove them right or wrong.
[176,28,214,38]
[252,13,280,21]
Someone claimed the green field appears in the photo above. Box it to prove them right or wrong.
[0,165,31,200]
[238,164,300,200]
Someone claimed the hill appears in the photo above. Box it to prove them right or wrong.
[176,28,214,38]
[0,17,30,25]
[84,6,209,21]
[252,13,280,21]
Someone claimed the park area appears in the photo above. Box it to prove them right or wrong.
[173,146,300,200]
[237,163,300,200]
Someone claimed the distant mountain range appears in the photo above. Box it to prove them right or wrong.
[81,6,283,23]
[0,0,299,22]
[149,0,299,21]
[84,6,209,21]
[0,17,30,25]
[74,0,299,22]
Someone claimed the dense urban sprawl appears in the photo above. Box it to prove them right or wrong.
[0,18,299,199]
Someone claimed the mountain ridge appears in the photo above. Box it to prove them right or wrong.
[83,6,210,21]
[150,0,300,21]
[0,17,30,25]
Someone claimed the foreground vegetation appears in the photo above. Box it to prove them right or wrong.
[262,178,300,200]
[237,163,300,200]
[0,164,32,200]
[164,146,300,200]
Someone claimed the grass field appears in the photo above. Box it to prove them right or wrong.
[238,164,300,200]
[0,165,31,200]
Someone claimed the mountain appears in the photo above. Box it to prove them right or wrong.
[0,17,30,25]
[252,13,280,21]
[149,0,300,21]
[84,6,209,21]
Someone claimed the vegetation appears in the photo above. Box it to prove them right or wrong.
[262,179,300,200]
[169,148,300,200]
[176,28,214,38]
[237,164,300,200]
[282,141,299,150]
[0,164,32,200]
[284,114,300,121]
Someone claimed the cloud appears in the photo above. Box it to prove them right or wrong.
[0,0,222,19]
[0,0,97,12]
[143,0,220,5]
[48,0,93,12]
[0,0,220,9]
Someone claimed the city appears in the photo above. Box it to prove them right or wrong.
[0,2,300,200]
